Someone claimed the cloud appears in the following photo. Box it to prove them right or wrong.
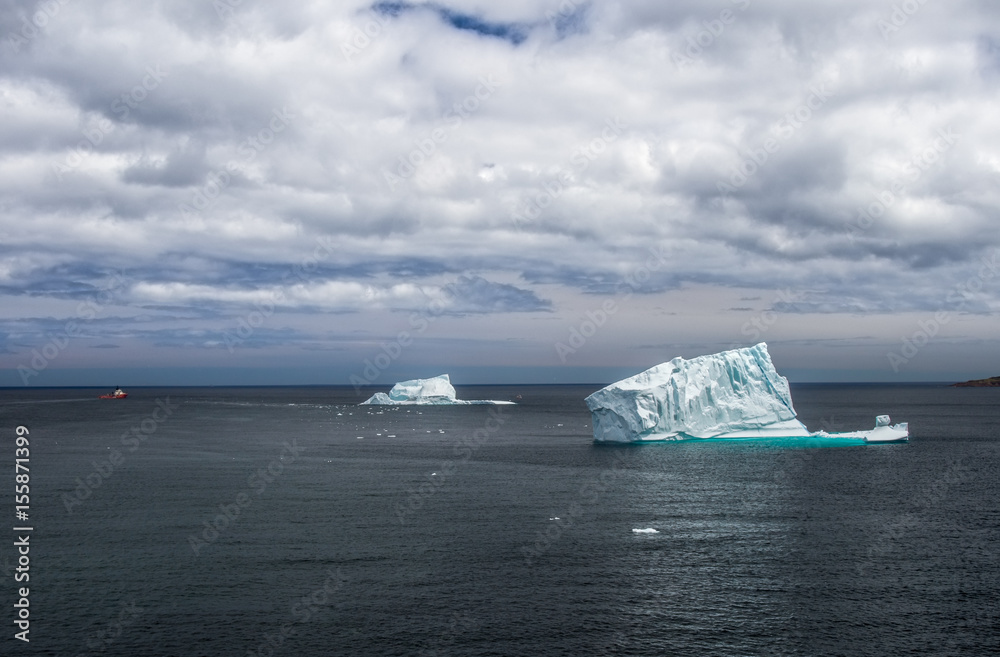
[121,139,209,187]
[1,0,998,383]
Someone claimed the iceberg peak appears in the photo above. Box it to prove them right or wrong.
[360,374,514,405]
[389,374,456,404]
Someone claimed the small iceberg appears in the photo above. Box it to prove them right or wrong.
[360,374,515,406]
[813,414,910,443]
[632,528,659,534]
[585,343,908,444]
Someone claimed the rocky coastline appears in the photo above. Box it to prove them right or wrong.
[953,376,1000,387]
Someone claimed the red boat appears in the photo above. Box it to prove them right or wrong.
[99,387,128,399]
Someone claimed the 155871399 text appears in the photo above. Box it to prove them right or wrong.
[13,425,32,643]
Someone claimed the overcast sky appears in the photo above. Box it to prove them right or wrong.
[1,0,998,387]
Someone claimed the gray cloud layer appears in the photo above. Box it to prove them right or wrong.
[1,0,998,384]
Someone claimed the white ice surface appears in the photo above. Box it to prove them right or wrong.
[360,374,514,405]
[585,343,908,443]
[814,419,910,443]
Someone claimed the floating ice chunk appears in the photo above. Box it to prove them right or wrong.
[632,528,659,534]
[814,415,909,443]
[360,374,515,405]
[864,418,909,443]
[586,343,908,444]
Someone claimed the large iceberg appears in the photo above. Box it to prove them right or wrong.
[360,374,514,405]
[585,343,908,443]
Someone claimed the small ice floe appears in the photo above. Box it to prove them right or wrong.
[548,517,560,521]
[431,472,437,476]
[632,528,659,534]
[387,434,396,438]
[356,436,364,439]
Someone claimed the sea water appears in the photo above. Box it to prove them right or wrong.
[2,384,997,656]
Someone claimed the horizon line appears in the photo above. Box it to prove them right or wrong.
[0,381,973,390]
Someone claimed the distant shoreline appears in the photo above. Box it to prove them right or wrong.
[952,376,1000,387]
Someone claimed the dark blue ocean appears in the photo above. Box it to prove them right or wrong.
[2,384,997,656]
